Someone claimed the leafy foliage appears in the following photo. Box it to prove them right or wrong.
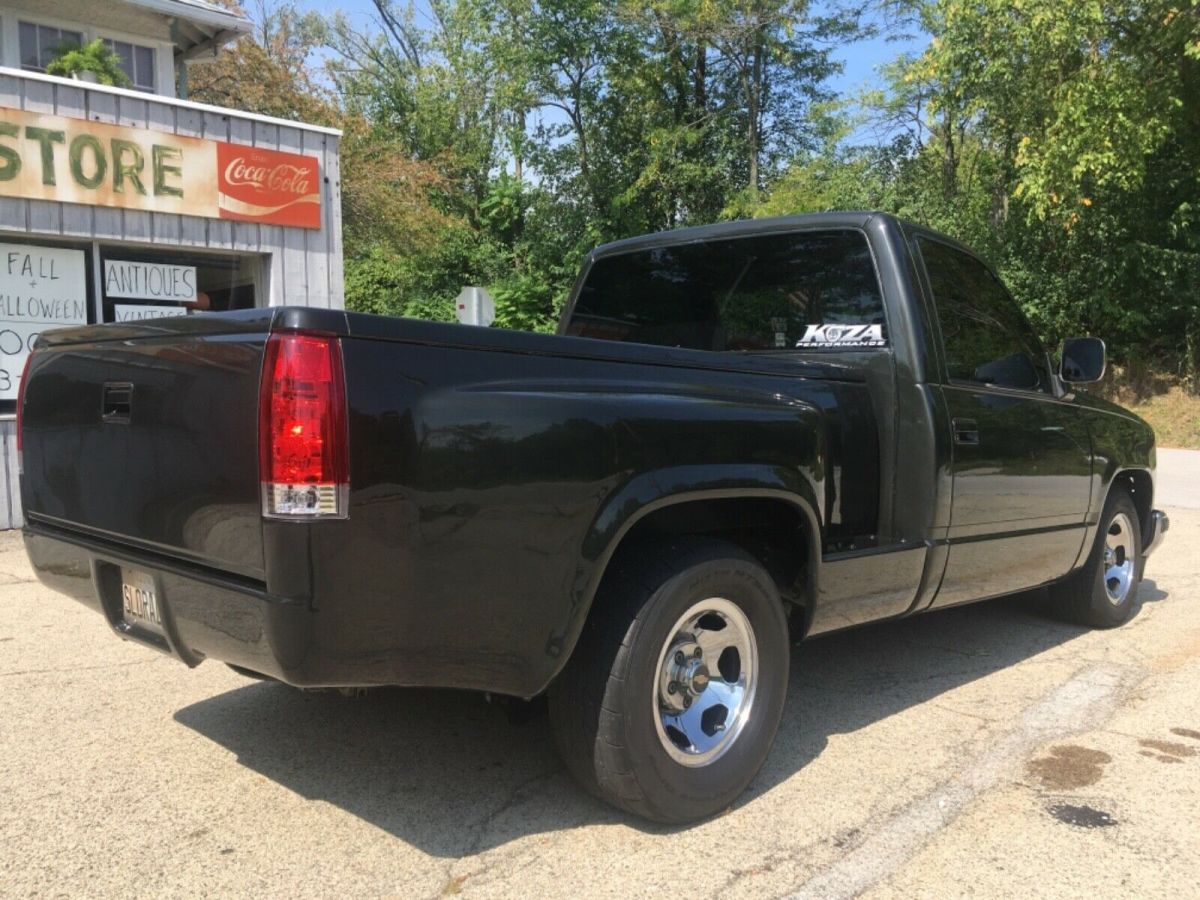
[46,39,131,87]
[762,0,1200,382]
[208,0,1198,385]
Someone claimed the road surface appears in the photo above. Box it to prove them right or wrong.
[2,452,1199,898]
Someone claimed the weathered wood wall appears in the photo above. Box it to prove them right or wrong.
[0,419,18,529]
[0,69,344,308]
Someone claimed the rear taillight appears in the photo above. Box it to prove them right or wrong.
[16,351,34,475]
[258,331,348,519]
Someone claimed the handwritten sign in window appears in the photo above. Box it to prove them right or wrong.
[0,242,87,402]
[105,260,197,302]
[113,304,188,321]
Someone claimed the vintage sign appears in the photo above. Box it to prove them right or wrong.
[0,241,88,401]
[113,304,189,321]
[0,107,321,229]
[105,260,197,302]
[217,143,320,227]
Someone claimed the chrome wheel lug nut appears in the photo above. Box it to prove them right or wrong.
[693,647,702,658]
[683,695,692,708]
[667,681,678,695]
[674,650,685,665]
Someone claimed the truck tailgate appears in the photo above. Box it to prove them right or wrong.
[20,313,271,580]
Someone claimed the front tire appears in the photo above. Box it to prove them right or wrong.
[1049,488,1142,628]
[549,539,790,823]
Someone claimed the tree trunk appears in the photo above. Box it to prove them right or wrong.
[940,112,958,199]
[747,41,763,196]
[514,108,525,182]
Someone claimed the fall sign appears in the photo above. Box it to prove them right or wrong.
[0,107,321,229]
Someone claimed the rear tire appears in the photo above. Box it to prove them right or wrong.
[549,539,790,824]
[1048,488,1141,628]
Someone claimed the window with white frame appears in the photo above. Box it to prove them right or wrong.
[102,39,156,93]
[19,22,83,71]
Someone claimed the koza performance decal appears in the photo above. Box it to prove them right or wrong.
[798,323,887,349]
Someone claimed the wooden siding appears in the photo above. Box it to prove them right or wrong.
[0,419,18,529]
[0,71,344,309]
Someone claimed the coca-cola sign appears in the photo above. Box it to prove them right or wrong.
[217,143,321,229]
[0,106,324,230]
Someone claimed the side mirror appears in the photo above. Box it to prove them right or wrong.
[1060,337,1106,384]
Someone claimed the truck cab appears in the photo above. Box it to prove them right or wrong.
[561,213,1162,631]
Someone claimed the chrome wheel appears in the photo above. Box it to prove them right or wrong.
[1103,511,1136,605]
[652,597,758,767]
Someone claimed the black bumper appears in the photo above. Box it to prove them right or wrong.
[1144,509,1169,559]
[24,519,562,696]
[24,523,312,684]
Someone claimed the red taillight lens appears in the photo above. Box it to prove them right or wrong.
[258,332,348,518]
[16,350,35,472]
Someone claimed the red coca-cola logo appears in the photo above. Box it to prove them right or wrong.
[224,158,313,194]
[216,142,321,229]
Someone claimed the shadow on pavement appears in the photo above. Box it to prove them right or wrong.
[173,585,1168,857]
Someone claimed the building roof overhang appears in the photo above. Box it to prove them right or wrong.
[116,0,254,61]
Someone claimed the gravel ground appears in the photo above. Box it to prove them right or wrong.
[2,459,1198,899]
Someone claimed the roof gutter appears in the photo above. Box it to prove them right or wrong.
[119,0,254,36]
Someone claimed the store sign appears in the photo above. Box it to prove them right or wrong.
[0,242,88,401]
[114,304,189,321]
[0,107,321,229]
[105,260,197,302]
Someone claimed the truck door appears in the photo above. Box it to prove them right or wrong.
[914,236,1092,607]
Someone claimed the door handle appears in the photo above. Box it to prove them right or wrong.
[102,382,133,424]
[953,418,979,445]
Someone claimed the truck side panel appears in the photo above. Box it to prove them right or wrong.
[306,337,875,696]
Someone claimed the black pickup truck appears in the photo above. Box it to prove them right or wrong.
[20,212,1167,823]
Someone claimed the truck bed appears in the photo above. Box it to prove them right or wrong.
[21,307,879,694]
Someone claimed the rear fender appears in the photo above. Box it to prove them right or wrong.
[542,464,824,693]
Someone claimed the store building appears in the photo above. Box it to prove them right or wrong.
[0,0,344,527]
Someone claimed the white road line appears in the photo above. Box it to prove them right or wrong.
[785,661,1142,900]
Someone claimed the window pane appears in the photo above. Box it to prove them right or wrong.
[37,27,59,69]
[918,237,1049,392]
[19,22,39,69]
[134,46,156,90]
[37,26,59,68]
[720,230,884,350]
[568,230,885,352]
[112,41,134,76]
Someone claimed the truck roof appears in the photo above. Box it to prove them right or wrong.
[590,211,895,260]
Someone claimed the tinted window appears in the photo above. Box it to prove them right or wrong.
[567,230,886,351]
[103,39,157,93]
[19,23,83,71]
[918,237,1050,392]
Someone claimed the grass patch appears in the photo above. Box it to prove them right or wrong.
[1101,366,1200,449]
[1119,386,1200,449]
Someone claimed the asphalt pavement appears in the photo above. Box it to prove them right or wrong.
[2,453,1200,898]
[1156,448,1200,509]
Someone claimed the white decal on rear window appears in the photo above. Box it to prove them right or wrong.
[797,324,886,349]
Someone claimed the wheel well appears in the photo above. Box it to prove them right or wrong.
[611,497,811,616]
[1111,468,1152,540]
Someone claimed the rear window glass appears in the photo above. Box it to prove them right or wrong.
[567,229,886,351]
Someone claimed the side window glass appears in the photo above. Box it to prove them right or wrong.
[917,238,1049,392]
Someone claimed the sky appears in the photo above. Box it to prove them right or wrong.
[295,0,929,143]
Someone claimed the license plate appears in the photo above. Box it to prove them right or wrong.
[121,568,164,635]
